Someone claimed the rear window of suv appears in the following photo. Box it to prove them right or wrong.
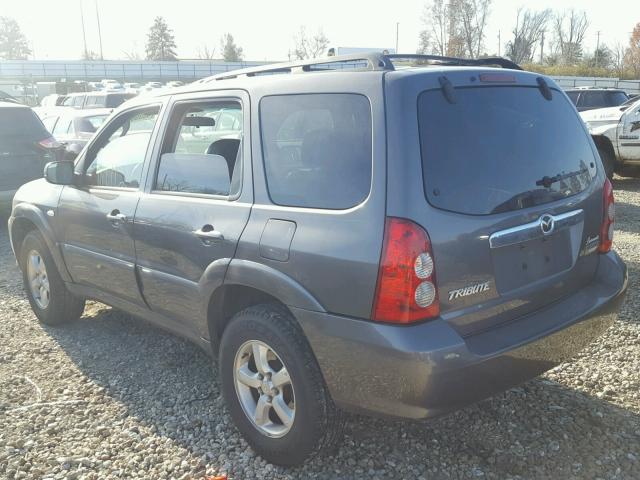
[0,108,49,140]
[260,94,372,209]
[418,86,597,215]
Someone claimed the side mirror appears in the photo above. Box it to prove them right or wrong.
[44,161,75,185]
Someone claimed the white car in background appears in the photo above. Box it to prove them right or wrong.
[581,96,640,178]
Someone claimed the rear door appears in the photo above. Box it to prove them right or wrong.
[0,107,54,193]
[57,104,163,305]
[133,91,250,335]
[386,72,602,335]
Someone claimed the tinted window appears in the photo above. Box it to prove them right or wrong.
[418,86,597,215]
[606,91,628,106]
[85,107,159,188]
[260,94,372,209]
[104,93,136,108]
[156,101,242,196]
[580,91,607,109]
[0,108,49,140]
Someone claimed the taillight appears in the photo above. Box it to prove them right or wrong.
[599,178,615,253]
[372,217,440,324]
[38,137,62,150]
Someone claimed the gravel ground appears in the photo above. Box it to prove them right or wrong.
[1,179,639,480]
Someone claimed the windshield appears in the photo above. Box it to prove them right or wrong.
[418,86,597,215]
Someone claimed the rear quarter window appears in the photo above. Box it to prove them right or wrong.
[0,108,49,140]
[260,93,372,209]
[418,86,597,215]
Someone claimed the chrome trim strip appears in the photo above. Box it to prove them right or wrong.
[489,209,584,249]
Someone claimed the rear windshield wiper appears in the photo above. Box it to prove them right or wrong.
[535,167,588,188]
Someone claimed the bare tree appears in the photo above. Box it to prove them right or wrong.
[418,0,490,58]
[197,44,216,60]
[457,0,492,58]
[612,42,626,77]
[418,0,464,57]
[293,27,330,59]
[505,8,550,64]
[552,9,589,65]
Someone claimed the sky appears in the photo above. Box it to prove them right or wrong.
[2,0,639,61]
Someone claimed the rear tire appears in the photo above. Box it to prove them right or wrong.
[20,231,85,326]
[615,165,640,178]
[219,304,344,466]
[597,145,615,180]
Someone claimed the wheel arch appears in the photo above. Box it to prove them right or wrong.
[9,204,72,282]
[206,259,325,351]
[592,134,617,163]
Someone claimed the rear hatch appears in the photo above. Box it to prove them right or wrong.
[0,107,55,191]
[386,70,604,336]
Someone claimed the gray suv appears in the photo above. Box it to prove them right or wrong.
[7,53,628,466]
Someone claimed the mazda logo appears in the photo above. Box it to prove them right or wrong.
[540,214,555,235]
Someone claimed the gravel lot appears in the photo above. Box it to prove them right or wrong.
[0,179,639,480]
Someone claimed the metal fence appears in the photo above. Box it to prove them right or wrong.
[0,60,270,82]
[551,76,640,94]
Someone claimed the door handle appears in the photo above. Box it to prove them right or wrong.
[194,225,224,243]
[106,210,127,224]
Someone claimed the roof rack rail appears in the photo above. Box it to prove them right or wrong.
[201,52,522,82]
[204,53,392,82]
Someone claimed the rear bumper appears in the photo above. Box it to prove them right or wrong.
[295,251,627,419]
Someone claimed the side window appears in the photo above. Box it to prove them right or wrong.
[154,100,242,197]
[566,91,579,106]
[84,106,160,189]
[52,118,72,136]
[62,96,74,107]
[41,116,58,133]
[260,94,372,209]
[581,92,606,109]
[72,95,85,108]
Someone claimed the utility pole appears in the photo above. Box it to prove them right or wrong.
[540,30,545,64]
[80,0,88,59]
[95,0,104,60]
[595,30,601,68]
[395,22,399,53]
[498,30,501,57]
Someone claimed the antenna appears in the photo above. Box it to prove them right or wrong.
[80,0,88,59]
[95,0,104,60]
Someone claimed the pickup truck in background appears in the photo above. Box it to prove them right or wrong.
[582,97,640,179]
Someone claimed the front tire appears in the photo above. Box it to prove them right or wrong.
[20,231,85,326]
[219,304,344,466]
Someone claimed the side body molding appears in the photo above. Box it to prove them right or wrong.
[223,259,326,313]
[9,202,72,282]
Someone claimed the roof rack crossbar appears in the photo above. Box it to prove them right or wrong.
[199,52,522,83]
[385,54,523,70]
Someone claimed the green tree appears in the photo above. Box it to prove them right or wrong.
[220,33,243,62]
[0,17,31,60]
[145,16,177,61]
